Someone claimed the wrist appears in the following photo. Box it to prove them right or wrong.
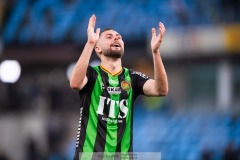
[86,41,96,48]
[152,49,160,55]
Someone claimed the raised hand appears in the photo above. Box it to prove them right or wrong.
[87,14,100,45]
[151,22,166,54]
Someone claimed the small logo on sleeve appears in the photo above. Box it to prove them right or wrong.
[132,71,149,79]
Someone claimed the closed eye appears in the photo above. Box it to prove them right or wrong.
[106,34,113,39]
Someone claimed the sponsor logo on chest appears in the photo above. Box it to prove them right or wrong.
[107,87,121,94]
[97,96,128,119]
[109,79,119,85]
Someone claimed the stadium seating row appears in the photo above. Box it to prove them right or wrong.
[3,0,236,44]
[133,107,240,160]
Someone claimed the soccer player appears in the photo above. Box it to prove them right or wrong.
[70,14,168,160]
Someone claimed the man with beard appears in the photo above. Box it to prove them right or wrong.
[70,14,168,160]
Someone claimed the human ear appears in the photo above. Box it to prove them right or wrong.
[95,46,102,54]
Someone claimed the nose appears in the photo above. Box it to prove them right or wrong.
[114,36,120,40]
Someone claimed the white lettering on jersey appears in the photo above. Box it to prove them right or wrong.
[132,71,149,79]
[97,96,128,119]
[118,99,128,118]
[96,96,106,115]
[109,79,119,85]
[101,82,105,89]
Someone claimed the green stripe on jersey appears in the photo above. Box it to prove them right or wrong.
[104,74,120,153]
[121,68,132,152]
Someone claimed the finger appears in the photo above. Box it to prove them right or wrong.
[96,28,101,36]
[92,14,96,28]
[159,22,165,28]
[88,14,96,29]
[159,22,165,37]
[152,28,156,38]
[161,22,165,31]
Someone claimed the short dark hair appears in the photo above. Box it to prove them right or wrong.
[99,28,113,36]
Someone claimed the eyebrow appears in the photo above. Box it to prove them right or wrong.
[105,33,122,38]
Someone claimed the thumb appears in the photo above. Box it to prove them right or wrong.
[96,28,101,36]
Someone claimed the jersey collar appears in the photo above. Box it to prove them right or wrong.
[100,64,123,76]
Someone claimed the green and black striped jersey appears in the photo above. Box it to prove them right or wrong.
[74,65,149,160]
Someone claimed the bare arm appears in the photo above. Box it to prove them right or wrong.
[69,15,100,91]
[143,22,168,96]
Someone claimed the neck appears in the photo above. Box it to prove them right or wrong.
[100,57,122,76]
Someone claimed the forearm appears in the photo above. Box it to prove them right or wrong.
[70,42,95,90]
[152,50,168,96]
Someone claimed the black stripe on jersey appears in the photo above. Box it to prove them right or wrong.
[74,68,98,160]
[93,66,109,152]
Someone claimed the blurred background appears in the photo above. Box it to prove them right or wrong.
[0,0,240,159]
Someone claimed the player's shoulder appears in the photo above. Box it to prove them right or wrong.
[85,65,100,79]
[88,65,100,73]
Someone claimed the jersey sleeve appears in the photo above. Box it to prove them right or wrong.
[81,66,97,92]
[130,69,150,96]
[85,66,94,80]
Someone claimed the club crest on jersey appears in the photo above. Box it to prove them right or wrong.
[107,87,121,94]
[121,81,131,91]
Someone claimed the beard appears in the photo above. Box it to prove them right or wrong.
[103,47,124,59]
